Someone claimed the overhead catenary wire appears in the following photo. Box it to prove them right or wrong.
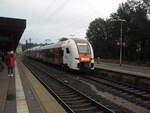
[29,0,70,43]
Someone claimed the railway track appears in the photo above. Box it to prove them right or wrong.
[37,58,150,104]
[23,58,150,112]
[83,75,150,102]
[23,59,114,113]
[67,70,150,109]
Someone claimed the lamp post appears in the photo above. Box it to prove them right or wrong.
[112,19,126,66]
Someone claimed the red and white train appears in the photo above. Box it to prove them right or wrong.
[25,38,94,70]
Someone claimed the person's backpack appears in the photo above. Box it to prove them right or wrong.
[5,56,10,65]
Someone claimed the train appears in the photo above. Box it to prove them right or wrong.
[25,38,94,70]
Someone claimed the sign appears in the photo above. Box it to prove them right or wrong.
[76,42,87,46]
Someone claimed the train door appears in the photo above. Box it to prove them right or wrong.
[59,49,64,64]
[63,47,72,68]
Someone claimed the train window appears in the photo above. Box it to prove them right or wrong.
[77,43,91,54]
[66,48,70,54]
[60,50,64,56]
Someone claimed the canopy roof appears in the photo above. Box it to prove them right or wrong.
[0,17,26,51]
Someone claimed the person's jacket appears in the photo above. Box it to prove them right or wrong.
[8,55,15,67]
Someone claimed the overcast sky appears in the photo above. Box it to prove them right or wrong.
[0,0,126,44]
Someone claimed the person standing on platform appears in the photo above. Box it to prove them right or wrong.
[6,51,15,77]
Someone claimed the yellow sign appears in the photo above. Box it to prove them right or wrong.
[76,42,87,46]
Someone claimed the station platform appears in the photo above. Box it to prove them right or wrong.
[0,60,67,113]
[95,62,150,79]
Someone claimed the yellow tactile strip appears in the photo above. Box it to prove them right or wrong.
[15,62,29,113]
[20,62,67,113]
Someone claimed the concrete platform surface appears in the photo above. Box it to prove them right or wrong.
[95,62,150,79]
[0,59,67,113]
[0,63,16,113]
[17,59,67,113]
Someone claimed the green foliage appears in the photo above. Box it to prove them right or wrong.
[86,0,150,62]
[86,18,119,58]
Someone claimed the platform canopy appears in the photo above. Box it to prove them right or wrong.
[0,17,26,52]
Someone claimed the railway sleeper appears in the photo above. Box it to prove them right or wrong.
[55,90,75,94]
[61,96,83,101]
[143,100,150,104]
[55,91,76,95]
[57,88,73,92]
[69,103,92,108]
[70,103,97,109]
[133,91,147,95]
[127,89,141,93]
[142,93,150,97]
[65,99,87,104]
[58,94,79,98]
[73,106,98,113]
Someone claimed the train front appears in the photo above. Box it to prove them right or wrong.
[75,40,94,70]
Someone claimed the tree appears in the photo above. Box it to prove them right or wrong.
[110,0,150,61]
[86,18,119,59]
[86,0,150,62]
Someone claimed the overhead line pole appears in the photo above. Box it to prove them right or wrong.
[120,21,123,66]
[111,19,126,66]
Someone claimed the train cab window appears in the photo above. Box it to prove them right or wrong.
[76,43,91,54]
[66,48,70,54]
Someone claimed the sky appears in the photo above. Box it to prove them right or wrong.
[0,0,126,44]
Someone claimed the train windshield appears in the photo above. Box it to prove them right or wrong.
[76,42,91,54]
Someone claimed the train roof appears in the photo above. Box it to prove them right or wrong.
[40,42,63,50]
[71,38,89,43]
[59,37,68,41]
[26,38,90,52]
[28,42,64,51]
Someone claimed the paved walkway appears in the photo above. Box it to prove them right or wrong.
[95,62,150,79]
[18,58,67,113]
[0,63,16,113]
[0,59,67,113]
